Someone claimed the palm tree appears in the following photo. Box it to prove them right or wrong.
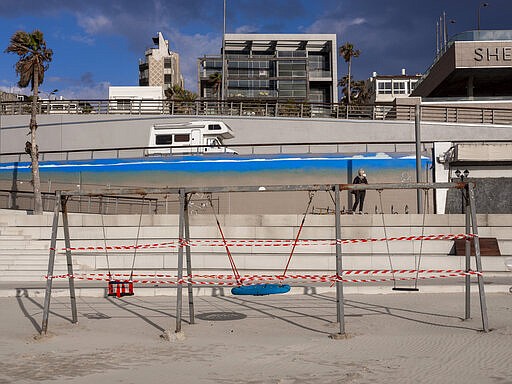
[339,42,360,105]
[338,75,370,105]
[165,85,198,102]
[5,30,53,214]
[208,72,222,99]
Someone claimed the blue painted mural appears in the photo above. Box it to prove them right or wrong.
[0,153,431,188]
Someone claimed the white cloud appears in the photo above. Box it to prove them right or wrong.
[70,34,96,46]
[59,81,111,100]
[304,16,366,35]
[235,25,259,34]
[76,14,113,34]
[163,29,221,91]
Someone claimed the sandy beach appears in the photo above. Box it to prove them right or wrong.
[0,291,511,384]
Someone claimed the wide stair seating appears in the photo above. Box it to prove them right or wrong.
[0,210,510,283]
[0,211,79,282]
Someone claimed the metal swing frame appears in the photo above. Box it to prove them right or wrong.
[40,182,489,338]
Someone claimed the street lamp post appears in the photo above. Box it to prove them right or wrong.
[48,89,58,100]
[221,0,226,102]
[477,2,489,31]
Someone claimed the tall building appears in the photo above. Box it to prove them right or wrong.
[198,34,338,103]
[139,32,184,90]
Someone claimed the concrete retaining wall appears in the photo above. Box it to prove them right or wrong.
[1,115,512,155]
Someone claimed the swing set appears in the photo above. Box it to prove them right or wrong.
[40,182,490,338]
[206,191,315,296]
[101,197,145,298]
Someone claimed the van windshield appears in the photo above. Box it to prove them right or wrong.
[207,138,222,147]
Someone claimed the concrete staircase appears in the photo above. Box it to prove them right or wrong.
[0,210,510,284]
[0,212,77,282]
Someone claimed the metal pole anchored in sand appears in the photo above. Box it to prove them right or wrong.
[62,196,78,324]
[41,192,61,334]
[174,189,186,334]
[468,183,489,332]
[184,194,195,324]
[330,183,346,339]
[464,185,471,320]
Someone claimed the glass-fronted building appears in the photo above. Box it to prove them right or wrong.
[198,34,338,103]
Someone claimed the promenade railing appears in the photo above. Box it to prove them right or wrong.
[2,99,512,125]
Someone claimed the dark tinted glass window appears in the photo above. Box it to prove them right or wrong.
[156,134,173,145]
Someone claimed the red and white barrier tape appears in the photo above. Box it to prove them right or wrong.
[51,233,476,252]
[46,270,482,285]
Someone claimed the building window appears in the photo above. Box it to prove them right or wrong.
[278,61,307,78]
[277,50,307,58]
[164,58,172,69]
[164,74,172,84]
[377,81,392,94]
[308,54,330,77]
[278,80,307,98]
[393,81,407,94]
[410,80,419,91]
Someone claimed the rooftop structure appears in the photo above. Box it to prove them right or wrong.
[0,91,23,102]
[139,32,184,90]
[198,33,338,104]
[366,69,422,103]
[412,30,512,99]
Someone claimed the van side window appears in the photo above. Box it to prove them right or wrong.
[174,134,190,143]
[209,124,222,130]
[156,134,173,145]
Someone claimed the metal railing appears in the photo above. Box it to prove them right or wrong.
[2,99,511,125]
[0,140,440,163]
[0,188,220,215]
[2,139,511,164]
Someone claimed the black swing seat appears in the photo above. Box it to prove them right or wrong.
[108,280,134,298]
[231,284,291,296]
[392,287,419,292]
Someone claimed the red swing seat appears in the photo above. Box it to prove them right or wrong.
[107,280,134,298]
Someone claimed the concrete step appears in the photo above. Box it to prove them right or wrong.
[0,271,74,282]
[0,240,50,249]
[0,260,68,267]
[0,234,34,241]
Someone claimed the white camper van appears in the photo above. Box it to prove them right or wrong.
[145,120,237,156]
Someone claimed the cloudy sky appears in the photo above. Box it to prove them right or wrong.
[1,0,511,99]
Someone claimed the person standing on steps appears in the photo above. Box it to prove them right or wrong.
[352,168,368,213]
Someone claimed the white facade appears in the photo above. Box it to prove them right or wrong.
[108,86,164,113]
[367,70,422,103]
[109,86,164,100]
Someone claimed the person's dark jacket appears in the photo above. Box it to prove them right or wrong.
[352,175,368,193]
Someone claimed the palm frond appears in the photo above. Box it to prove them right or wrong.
[6,29,53,91]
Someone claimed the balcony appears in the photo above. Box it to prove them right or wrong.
[309,69,332,80]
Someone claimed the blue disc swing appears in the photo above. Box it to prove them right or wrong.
[207,192,315,296]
